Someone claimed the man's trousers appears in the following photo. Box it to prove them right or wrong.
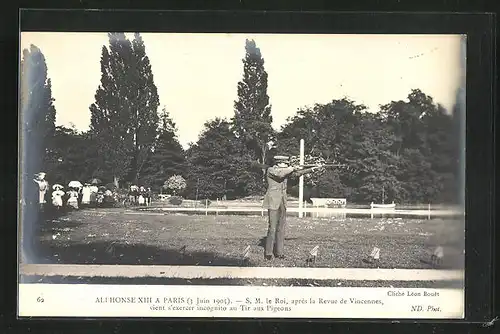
[265,201,287,257]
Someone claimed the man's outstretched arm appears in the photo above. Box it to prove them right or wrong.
[291,167,318,178]
[268,166,295,179]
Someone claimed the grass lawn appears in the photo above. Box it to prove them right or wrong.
[24,208,464,270]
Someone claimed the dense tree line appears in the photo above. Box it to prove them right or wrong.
[275,92,460,204]
[21,37,462,204]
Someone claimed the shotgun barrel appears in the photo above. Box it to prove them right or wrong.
[295,163,344,168]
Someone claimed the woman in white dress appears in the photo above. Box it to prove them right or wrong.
[81,184,92,206]
[51,185,65,210]
[67,188,79,209]
[138,194,145,206]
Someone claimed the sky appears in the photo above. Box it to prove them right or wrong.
[20,32,465,148]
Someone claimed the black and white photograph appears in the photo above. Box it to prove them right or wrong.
[18,31,466,318]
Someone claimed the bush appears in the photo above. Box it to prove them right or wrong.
[164,175,187,196]
[113,190,128,207]
[200,199,211,206]
[105,182,117,190]
[103,194,116,205]
[169,196,183,206]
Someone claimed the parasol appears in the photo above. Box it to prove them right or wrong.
[90,178,102,185]
[52,184,63,190]
[68,181,83,188]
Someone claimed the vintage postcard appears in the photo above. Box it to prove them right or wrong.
[18,32,466,318]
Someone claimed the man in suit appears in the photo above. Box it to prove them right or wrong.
[262,155,319,260]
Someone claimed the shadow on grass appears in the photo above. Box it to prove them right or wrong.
[28,206,89,236]
[28,240,253,267]
[22,206,84,262]
[418,258,464,270]
[257,236,300,247]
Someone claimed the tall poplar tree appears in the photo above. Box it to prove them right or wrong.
[20,44,57,178]
[90,32,160,187]
[232,39,275,192]
[90,34,134,188]
[20,44,56,258]
[129,33,160,183]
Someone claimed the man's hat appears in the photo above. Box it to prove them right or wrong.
[273,155,289,162]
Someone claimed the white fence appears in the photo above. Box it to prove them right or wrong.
[157,194,171,200]
[370,202,396,210]
[138,205,463,219]
[310,198,347,208]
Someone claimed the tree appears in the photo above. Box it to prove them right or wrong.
[164,175,186,195]
[421,103,456,202]
[380,89,456,203]
[450,92,465,205]
[44,126,101,185]
[186,118,255,199]
[275,92,463,204]
[141,107,186,190]
[19,44,57,261]
[20,44,57,178]
[90,33,160,188]
[90,34,135,188]
[232,39,275,193]
[128,33,160,184]
[276,99,370,200]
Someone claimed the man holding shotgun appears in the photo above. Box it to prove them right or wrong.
[262,155,322,260]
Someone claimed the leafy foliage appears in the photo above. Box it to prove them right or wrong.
[89,36,134,187]
[20,44,57,178]
[168,196,183,205]
[36,37,460,205]
[141,107,186,190]
[43,126,100,184]
[89,33,160,187]
[232,39,275,193]
[278,91,458,204]
[185,118,258,200]
[127,33,160,183]
[164,175,187,195]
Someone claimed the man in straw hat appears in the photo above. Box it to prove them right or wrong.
[263,155,319,260]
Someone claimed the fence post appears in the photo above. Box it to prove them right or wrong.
[428,203,431,220]
[205,201,208,216]
[370,202,374,219]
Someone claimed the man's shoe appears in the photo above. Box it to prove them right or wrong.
[276,255,285,260]
[265,255,273,260]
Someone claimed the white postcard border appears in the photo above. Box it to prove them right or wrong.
[18,284,464,319]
